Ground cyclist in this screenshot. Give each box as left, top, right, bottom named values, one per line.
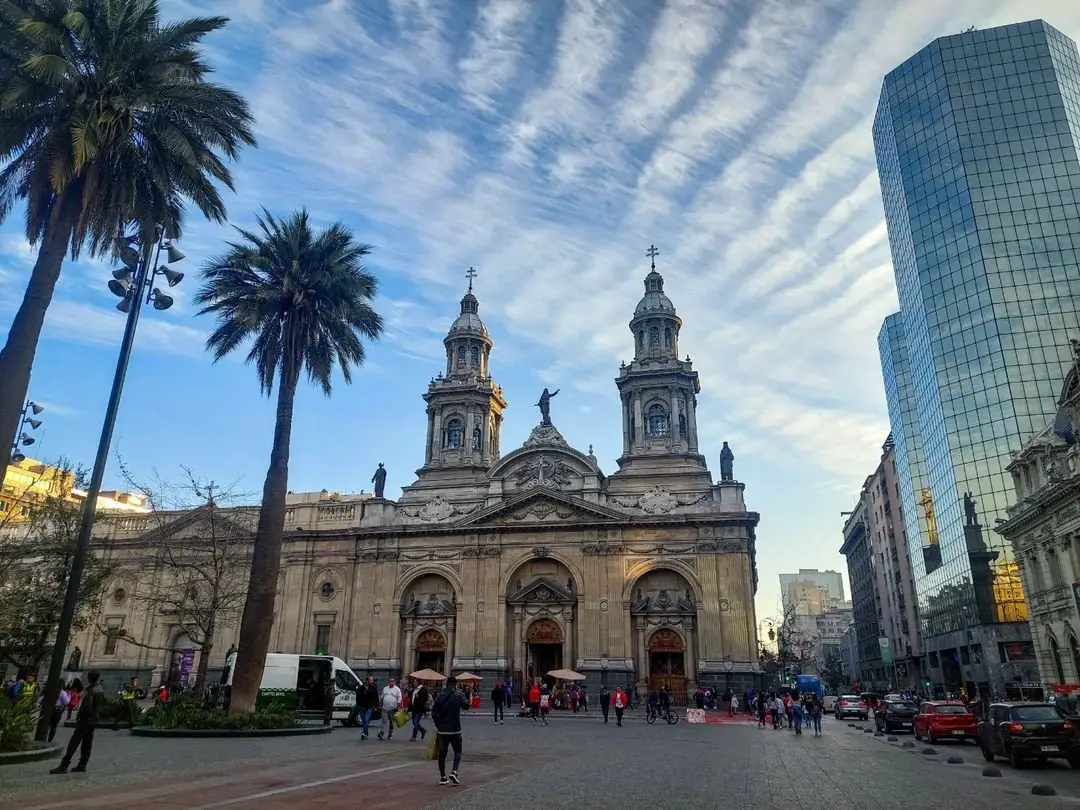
left=647, top=688, right=660, bottom=721
left=658, top=686, right=671, bottom=714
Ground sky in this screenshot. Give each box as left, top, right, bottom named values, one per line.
left=3, top=0, right=1080, bottom=625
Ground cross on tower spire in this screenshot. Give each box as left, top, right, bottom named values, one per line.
left=645, top=245, right=659, bottom=271
left=465, top=266, right=478, bottom=292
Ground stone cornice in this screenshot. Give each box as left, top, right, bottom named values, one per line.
left=996, top=476, right=1080, bottom=537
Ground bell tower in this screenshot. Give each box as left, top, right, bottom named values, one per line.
left=611, top=246, right=708, bottom=484
left=419, top=269, right=507, bottom=479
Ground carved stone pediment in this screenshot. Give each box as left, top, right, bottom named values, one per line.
left=507, top=577, right=576, bottom=606
left=459, top=489, right=627, bottom=527
left=403, top=592, right=457, bottom=616
left=630, top=587, right=696, bottom=615
left=508, top=454, right=577, bottom=491
left=611, top=485, right=710, bottom=515
left=401, top=496, right=482, bottom=524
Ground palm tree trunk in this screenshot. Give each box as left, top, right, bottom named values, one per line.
left=0, top=198, right=76, bottom=492
left=228, top=369, right=298, bottom=714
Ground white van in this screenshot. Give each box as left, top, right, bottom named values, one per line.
left=220, top=652, right=361, bottom=723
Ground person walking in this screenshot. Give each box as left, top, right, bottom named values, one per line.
left=113, top=677, right=139, bottom=730
left=810, top=696, right=823, bottom=737
left=490, top=681, right=506, bottom=725
left=409, top=680, right=429, bottom=742
left=757, top=694, right=767, bottom=728
left=353, top=676, right=377, bottom=739
left=431, top=676, right=470, bottom=786
left=599, top=684, right=611, bottom=724
left=539, top=683, right=552, bottom=725
left=378, top=677, right=402, bottom=741
left=528, top=681, right=541, bottom=722
left=50, top=670, right=103, bottom=774
left=792, top=698, right=804, bottom=736
left=612, top=685, right=628, bottom=726
left=48, top=681, right=73, bottom=742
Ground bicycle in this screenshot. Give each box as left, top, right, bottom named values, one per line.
left=646, top=706, right=679, bottom=725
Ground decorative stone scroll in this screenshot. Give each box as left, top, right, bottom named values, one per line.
left=402, top=496, right=482, bottom=523
left=511, top=455, right=575, bottom=490
left=611, top=485, right=710, bottom=515
left=511, top=499, right=576, bottom=521
left=582, top=542, right=627, bottom=555
left=522, top=423, right=570, bottom=449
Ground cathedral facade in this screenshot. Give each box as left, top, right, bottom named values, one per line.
left=76, top=260, right=762, bottom=701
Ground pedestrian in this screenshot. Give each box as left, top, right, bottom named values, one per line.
left=528, top=681, right=541, bottom=722
left=490, top=681, right=506, bottom=725
left=378, top=677, right=402, bottom=741
left=431, top=676, right=470, bottom=786
left=48, top=681, right=72, bottom=742
left=612, top=685, right=628, bottom=726
left=50, top=670, right=104, bottom=774
left=757, top=695, right=767, bottom=728
left=599, top=684, right=611, bottom=724
left=539, top=683, right=552, bottom=725
left=792, top=698, right=804, bottom=736
left=409, top=680, right=429, bottom=742
left=772, top=694, right=783, bottom=729
left=353, top=676, right=377, bottom=739
left=810, top=696, right=823, bottom=736
left=730, top=694, right=739, bottom=716
left=113, top=677, right=139, bottom=730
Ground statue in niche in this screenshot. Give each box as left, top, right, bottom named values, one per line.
left=371, top=463, right=387, bottom=498
left=657, top=589, right=673, bottom=610
left=536, top=387, right=560, bottom=426
left=719, top=441, right=735, bottom=481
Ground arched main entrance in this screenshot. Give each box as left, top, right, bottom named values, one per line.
left=414, top=628, right=447, bottom=674
left=526, top=618, right=564, bottom=683
left=648, top=628, right=686, bottom=699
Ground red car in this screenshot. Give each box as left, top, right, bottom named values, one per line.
left=914, top=700, right=978, bottom=744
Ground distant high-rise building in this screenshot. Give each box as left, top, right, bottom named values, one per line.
left=778, top=569, right=846, bottom=616
left=840, top=501, right=884, bottom=689
left=875, top=19, right=1080, bottom=697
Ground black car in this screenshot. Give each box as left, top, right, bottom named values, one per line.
left=875, top=700, right=918, bottom=733
left=978, top=702, right=1080, bottom=768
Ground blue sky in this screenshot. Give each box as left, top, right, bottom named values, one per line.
left=3, top=0, right=1079, bottom=622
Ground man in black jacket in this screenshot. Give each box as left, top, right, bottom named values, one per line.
left=50, top=669, right=104, bottom=774
left=352, top=676, right=378, bottom=740
left=409, top=680, right=429, bottom=741
left=490, top=681, right=506, bottom=724
left=431, top=676, right=470, bottom=786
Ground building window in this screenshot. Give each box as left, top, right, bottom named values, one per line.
left=470, top=346, right=480, bottom=366
left=678, top=413, right=686, bottom=438
left=1049, top=551, right=1064, bottom=587
left=646, top=404, right=669, bottom=437
left=1051, top=637, right=1066, bottom=684
left=472, top=427, right=482, bottom=451
left=104, top=620, right=124, bottom=656
left=629, top=416, right=636, bottom=443
left=444, top=418, right=463, bottom=449
left=649, top=327, right=660, bottom=347
left=664, top=327, right=672, bottom=348
left=315, top=624, right=331, bottom=656
left=638, top=331, right=645, bottom=349
left=457, top=347, right=466, bottom=365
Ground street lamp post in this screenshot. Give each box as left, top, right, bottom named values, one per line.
left=9, top=399, right=45, bottom=464
left=34, top=226, right=185, bottom=741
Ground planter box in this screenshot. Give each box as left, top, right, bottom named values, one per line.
left=130, top=725, right=331, bottom=738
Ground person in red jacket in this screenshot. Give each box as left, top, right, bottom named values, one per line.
left=611, top=687, right=628, bottom=727
left=528, top=682, right=541, bottom=722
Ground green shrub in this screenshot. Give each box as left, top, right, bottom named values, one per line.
left=139, top=695, right=298, bottom=731
left=0, top=694, right=35, bottom=752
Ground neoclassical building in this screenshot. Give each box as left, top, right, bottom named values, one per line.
left=997, top=342, right=1080, bottom=695
left=76, top=259, right=762, bottom=701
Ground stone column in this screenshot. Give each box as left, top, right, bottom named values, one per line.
left=565, top=609, right=575, bottom=671
left=633, top=395, right=645, bottom=450
left=446, top=618, right=457, bottom=672
left=621, top=397, right=631, bottom=453
left=425, top=408, right=435, bottom=463
left=512, top=609, right=523, bottom=681
left=402, top=618, right=415, bottom=674
left=684, top=619, right=697, bottom=690
left=667, top=386, right=678, bottom=447
left=481, top=408, right=491, bottom=464
left=687, top=395, right=699, bottom=452
left=431, top=410, right=443, bottom=462
left=635, top=618, right=648, bottom=692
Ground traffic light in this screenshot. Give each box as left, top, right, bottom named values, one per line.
left=924, top=679, right=931, bottom=688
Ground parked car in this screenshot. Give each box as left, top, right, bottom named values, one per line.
left=978, top=702, right=1080, bottom=768
left=914, top=701, right=978, bottom=743
left=875, top=700, right=918, bottom=733
left=822, top=695, right=838, bottom=713
left=835, top=694, right=868, bottom=720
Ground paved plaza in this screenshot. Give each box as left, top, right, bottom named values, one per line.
left=6, top=712, right=1080, bottom=808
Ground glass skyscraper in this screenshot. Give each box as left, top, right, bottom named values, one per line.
left=875, top=20, right=1080, bottom=697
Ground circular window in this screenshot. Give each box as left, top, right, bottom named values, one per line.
left=112, top=587, right=127, bottom=605
left=319, top=581, right=335, bottom=601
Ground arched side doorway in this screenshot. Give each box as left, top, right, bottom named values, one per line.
left=526, top=618, right=564, bottom=684
left=648, top=628, right=686, bottom=699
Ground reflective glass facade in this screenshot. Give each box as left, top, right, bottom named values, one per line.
left=874, top=20, right=1080, bottom=696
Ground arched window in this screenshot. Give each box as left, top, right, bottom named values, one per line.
left=472, top=427, right=482, bottom=451
left=647, top=404, right=669, bottom=437
left=456, top=347, right=466, bottom=365
left=1051, top=637, right=1065, bottom=683
left=638, top=331, right=645, bottom=349
left=1071, top=636, right=1080, bottom=681
left=649, top=326, right=660, bottom=347
left=678, top=413, right=687, bottom=438
left=648, top=276, right=661, bottom=292
left=470, top=346, right=480, bottom=367
left=664, top=327, right=672, bottom=348
left=629, top=416, right=636, bottom=443
left=444, top=418, right=463, bottom=449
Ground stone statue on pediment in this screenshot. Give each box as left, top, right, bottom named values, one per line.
left=719, top=441, right=734, bottom=481
left=371, top=463, right=387, bottom=498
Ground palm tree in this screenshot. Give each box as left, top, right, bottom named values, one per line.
left=0, top=0, right=255, bottom=487
left=195, top=208, right=384, bottom=713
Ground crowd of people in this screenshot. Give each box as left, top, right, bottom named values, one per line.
left=748, top=690, right=826, bottom=736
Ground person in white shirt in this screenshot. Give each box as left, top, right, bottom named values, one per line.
left=378, top=677, right=403, bottom=741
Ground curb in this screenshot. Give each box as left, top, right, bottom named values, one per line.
left=131, top=725, right=331, bottom=738
left=0, top=742, right=62, bottom=766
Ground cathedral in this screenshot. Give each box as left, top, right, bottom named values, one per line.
left=77, top=255, right=762, bottom=702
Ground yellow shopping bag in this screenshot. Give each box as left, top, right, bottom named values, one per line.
left=393, top=709, right=409, bottom=728
left=427, top=732, right=439, bottom=760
